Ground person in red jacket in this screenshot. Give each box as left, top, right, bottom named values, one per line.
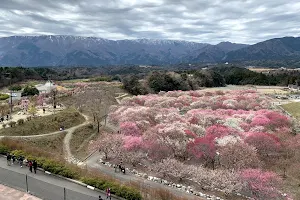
left=28, top=160, right=33, bottom=173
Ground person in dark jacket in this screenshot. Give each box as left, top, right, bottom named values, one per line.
left=18, top=156, right=23, bottom=168
left=6, top=153, right=11, bottom=166
left=12, top=154, right=16, bottom=164
left=33, top=160, right=37, bottom=174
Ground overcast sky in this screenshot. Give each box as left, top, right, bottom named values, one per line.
left=0, top=0, right=299, bottom=44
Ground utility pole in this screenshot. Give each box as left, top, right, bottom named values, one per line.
left=9, top=73, right=12, bottom=118
left=3, top=72, right=13, bottom=119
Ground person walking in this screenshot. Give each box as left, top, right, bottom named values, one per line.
left=106, top=187, right=111, bottom=200
left=12, top=154, right=16, bottom=164
left=18, top=156, right=23, bottom=168
left=33, top=160, right=37, bottom=174
left=6, top=153, right=11, bottom=166
left=23, top=157, right=28, bottom=167
left=28, top=160, right=33, bottom=173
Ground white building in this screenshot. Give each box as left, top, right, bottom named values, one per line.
left=35, top=81, right=56, bottom=94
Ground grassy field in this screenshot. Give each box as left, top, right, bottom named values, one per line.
left=70, top=124, right=98, bottom=160
left=58, top=79, right=90, bottom=83
left=7, top=133, right=66, bottom=157
left=0, top=109, right=85, bottom=136
left=281, top=102, right=300, bottom=119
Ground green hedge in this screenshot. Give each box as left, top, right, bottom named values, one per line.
left=81, top=177, right=142, bottom=200
left=89, top=76, right=112, bottom=82
left=10, top=149, right=81, bottom=179
left=8, top=85, right=22, bottom=91
left=0, top=145, right=9, bottom=155
left=0, top=145, right=142, bottom=199
left=0, top=93, right=9, bottom=100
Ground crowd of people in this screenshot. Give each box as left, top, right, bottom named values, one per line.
left=6, top=153, right=112, bottom=199
left=0, top=115, right=9, bottom=123
left=6, top=153, right=38, bottom=174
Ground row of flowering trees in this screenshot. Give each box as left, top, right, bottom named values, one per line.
left=90, top=90, right=293, bottom=199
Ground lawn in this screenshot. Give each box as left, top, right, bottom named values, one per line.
left=281, top=102, right=300, bottom=119
left=0, top=108, right=85, bottom=136
left=70, top=124, right=98, bottom=160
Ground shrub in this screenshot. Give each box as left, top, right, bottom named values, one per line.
left=17, top=119, right=25, bottom=125
left=9, top=85, right=22, bottom=91
left=21, top=85, right=39, bottom=96
left=8, top=121, right=16, bottom=127
left=81, top=177, right=142, bottom=200
left=0, top=145, right=9, bottom=155
left=87, top=123, right=94, bottom=129
left=89, top=76, right=113, bottom=82
left=0, top=93, right=9, bottom=100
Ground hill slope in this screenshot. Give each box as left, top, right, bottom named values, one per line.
left=225, top=37, right=300, bottom=61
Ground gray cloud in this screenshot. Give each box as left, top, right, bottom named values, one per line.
left=0, top=0, right=299, bottom=44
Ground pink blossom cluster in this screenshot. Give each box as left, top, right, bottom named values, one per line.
left=94, top=90, right=293, bottom=198
left=121, top=89, right=271, bottom=110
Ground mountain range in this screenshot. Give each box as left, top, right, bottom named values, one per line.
left=0, top=35, right=299, bottom=66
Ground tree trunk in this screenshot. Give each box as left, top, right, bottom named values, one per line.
left=97, top=119, right=100, bottom=133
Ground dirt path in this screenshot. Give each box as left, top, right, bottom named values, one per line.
left=62, top=92, right=124, bottom=164
left=63, top=113, right=90, bottom=164
left=0, top=130, right=67, bottom=140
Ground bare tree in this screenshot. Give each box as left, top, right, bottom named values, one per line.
left=84, top=88, right=110, bottom=133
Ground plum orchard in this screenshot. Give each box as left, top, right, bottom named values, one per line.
left=90, top=90, right=293, bottom=199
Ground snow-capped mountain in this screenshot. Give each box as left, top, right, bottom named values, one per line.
left=0, top=35, right=247, bottom=66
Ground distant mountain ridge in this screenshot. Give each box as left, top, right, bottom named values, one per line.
left=0, top=35, right=247, bottom=66
left=225, top=37, right=300, bottom=61
left=1, top=35, right=299, bottom=66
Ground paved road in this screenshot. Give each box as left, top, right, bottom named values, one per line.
left=0, top=184, right=40, bottom=200
left=0, top=157, right=117, bottom=200
left=86, top=152, right=203, bottom=200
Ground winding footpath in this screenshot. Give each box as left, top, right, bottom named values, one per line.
left=63, top=113, right=90, bottom=164
left=0, top=113, right=90, bottom=141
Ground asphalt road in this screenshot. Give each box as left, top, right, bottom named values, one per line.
left=86, top=152, right=204, bottom=200
left=0, top=157, right=116, bottom=200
